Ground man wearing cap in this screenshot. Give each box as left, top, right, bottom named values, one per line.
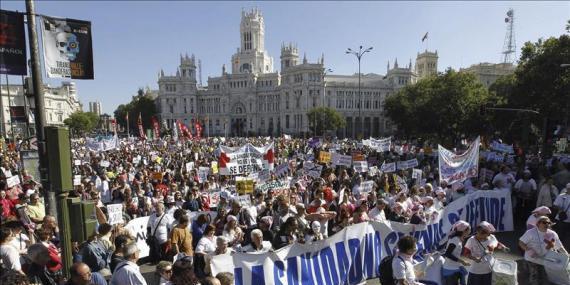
left=553, top=183, right=570, bottom=250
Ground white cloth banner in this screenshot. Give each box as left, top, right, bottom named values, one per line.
left=438, top=137, right=480, bottom=185
left=211, top=190, right=513, bottom=285
left=218, top=143, right=274, bottom=175
left=364, top=137, right=391, bottom=152
left=86, top=136, right=119, bottom=152
left=303, top=162, right=323, bottom=178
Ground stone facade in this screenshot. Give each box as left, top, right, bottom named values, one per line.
left=0, top=81, right=81, bottom=138
left=460, top=62, right=515, bottom=88
left=156, top=9, right=438, bottom=138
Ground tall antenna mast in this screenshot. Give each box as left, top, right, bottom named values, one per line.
left=502, top=9, right=516, bottom=64
left=198, top=59, right=203, bottom=86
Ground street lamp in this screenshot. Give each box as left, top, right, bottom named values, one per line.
left=320, top=68, right=332, bottom=136
left=346, top=45, right=373, bottom=138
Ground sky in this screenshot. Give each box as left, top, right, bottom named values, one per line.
left=2, top=1, right=569, bottom=114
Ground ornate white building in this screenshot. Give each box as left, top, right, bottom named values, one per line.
left=0, top=81, right=82, bottom=138
left=156, top=8, right=438, bottom=138
left=460, top=62, right=515, bottom=88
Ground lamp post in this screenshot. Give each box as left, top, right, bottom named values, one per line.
left=346, top=46, right=373, bottom=139
left=320, top=68, right=332, bottom=136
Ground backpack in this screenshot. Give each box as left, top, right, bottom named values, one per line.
left=378, top=255, right=396, bottom=285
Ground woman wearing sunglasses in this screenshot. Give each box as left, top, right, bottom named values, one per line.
left=519, top=216, right=568, bottom=283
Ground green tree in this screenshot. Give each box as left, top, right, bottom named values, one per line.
left=489, top=34, right=570, bottom=150
left=64, top=111, right=100, bottom=136
left=385, top=69, right=494, bottom=145
left=307, top=107, right=346, bottom=136
left=113, top=88, right=158, bottom=134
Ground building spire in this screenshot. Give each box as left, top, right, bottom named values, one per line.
left=394, top=58, right=398, bottom=68
left=303, top=53, right=307, bottom=64
left=387, top=60, right=390, bottom=72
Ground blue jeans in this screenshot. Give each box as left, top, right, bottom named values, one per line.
left=442, top=267, right=467, bottom=285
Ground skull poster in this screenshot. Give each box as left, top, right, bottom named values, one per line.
left=41, top=16, right=93, bottom=79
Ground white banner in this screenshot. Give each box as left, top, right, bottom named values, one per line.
left=438, top=137, right=480, bottom=185
left=125, top=216, right=150, bottom=258
left=219, top=143, right=274, bottom=175
left=331, top=153, right=352, bottom=167
left=211, top=190, right=513, bottom=285
left=364, top=137, right=391, bottom=152
left=107, top=203, right=124, bottom=225
left=86, top=136, right=119, bottom=152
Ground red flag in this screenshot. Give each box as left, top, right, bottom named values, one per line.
left=151, top=116, right=160, bottom=139
left=111, top=119, right=117, bottom=134
left=195, top=121, right=202, bottom=139
left=137, top=113, right=145, bottom=140
left=178, top=120, right=193, bottom=140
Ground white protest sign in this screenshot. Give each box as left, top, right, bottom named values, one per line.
left=275, top=163, right=289, bottom=177
left=380, top=162, right=396, bottom=173
left=3, top=169, right=12, bottom=178
left=237, top=195, right=252, bottom=208
left=209, top=191, right=220, bottom=208
left=125, top=216, right=150, bottom=258
left=100, top=160, right=110, bottom=168
left=397, top=159, right=419, bottom=170
left=74, top=160, right=81, bottom=166
left=303, top=162, right=323, bottom=178
left=186, top=162, right=195, bottom=172
left=198, top=167, right=210, bottom=183
left=353, top=161, right=369, bottom=172
left=256, top=179, right=290, bottom=194
left=133, top=155, right=141, bottom=164
left=7, top=175, right=20, bottom=188
left=73, top=175, right=82, bottom=186
left=360, top=181, right=375, bottom=193
left=332, top=153, right=352, bottom=167
left=491, top=141, right=514, bottom=154
left=368, top=166, right=380, bottom=176
left=412, top=169, right=423, bottom=185
left=107, top=203, right=124, bottom=225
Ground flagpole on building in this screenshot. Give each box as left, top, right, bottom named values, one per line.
left=26, top=0, right=54, bottom=216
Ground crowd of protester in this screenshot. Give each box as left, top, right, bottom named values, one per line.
left=0, top=134, right=569, bottom=285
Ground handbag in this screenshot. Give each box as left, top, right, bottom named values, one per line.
left=146, top=213, right=166, bottom=260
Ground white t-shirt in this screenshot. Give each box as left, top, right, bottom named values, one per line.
left=392, top=255, right=421, bottom=284
left=146, top=213, right=173, bottom=244
left=443, top=236, right=464, bottom=270
left=243, top=241, right=272, bottom=253
left=0, top=244, right=21, bottom=271
left=553, top=194, right=570, bottom=223
left=492, top=172, right=515, bottom=189
left=464, top=235, right=498, bottom=274
left=195, top=236, right=216, bottom=254
left=368, top=207, right=386, bottom=222
left=519, top=228, right=563, bottom=265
